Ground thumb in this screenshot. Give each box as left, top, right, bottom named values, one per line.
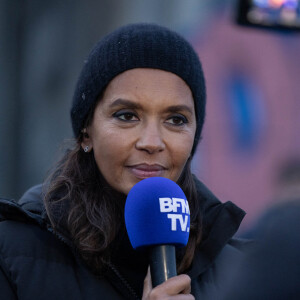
left=142, top=266, right=152, bottom=299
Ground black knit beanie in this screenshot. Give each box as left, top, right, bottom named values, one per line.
left=71, top=23, right=206, bottom=155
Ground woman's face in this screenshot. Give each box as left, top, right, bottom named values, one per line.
left=83, top=68, right=196, bottom=195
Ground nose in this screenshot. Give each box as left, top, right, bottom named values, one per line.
left=135, top=121, right=165, bottom=154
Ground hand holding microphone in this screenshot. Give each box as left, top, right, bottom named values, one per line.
left=125, top=177, right=194, bottom=298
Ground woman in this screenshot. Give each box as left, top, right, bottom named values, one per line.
left=0, top=23, right=247, bottom=299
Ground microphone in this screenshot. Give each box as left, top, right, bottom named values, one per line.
left=124, top=177, right=190, bottom=287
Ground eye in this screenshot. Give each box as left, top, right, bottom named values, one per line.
left=113, top=111, right=139, bottom=122
left=166, top=115, right=188, bottom=126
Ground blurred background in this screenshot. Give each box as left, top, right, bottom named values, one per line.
left=1, top=0, right=300, bottom=231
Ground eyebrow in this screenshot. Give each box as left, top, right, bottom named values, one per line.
left=109, top=98, right=142, bottom=109
left=164, top=105, right=194, bottom=115
left=109, top=98, right=194, bottom=115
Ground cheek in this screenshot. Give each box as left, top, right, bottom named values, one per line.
left=169, top=134, right=194, bottom=168
left=173, top=147, right=191, bottom=168
left=91, top=129, right=131, bottom=175
left=94, top=137, right=119, bottom=166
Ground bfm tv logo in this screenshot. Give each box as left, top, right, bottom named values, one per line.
left=159, top=198, right=190, bottom=232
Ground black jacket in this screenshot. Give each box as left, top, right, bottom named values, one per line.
left=0, top=178, right=248, bottom=299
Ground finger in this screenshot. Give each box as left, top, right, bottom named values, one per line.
left=172, top=295, right=195, bottom=300
left=153, top=274, right=192, bottom=296
left=166, top=274, right=192, bottom=294
left=180, top=275, right=191, bottom=294
left=142, top=266, right=152, bottom=299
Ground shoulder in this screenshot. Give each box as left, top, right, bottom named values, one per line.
left=214, top=237, right=254, bottom=268
left=0, top=219, right=76, bottom=297
left=0, top=219, right=72, bottom=264
left=191, top=237, right=254, bottom=299
left=0, top=187, right=77, bottom=281
left=0, top=192, right=56, bottom=259
left=227, top=237, right=254, bottom=252
left=207, top=237, right=254, bottom=284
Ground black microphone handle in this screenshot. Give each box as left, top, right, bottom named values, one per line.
left=149, top=245, right=177, bottom=287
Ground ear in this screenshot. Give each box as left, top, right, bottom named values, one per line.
left=81, top=128, right=93, bottom=152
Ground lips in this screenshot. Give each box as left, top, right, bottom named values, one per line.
left=128, top=164, right=166, bottom=179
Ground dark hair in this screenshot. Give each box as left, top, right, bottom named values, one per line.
left=44, top=138, right=202, bottom=274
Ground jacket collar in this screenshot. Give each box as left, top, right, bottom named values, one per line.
left=187, top=177, right=246, bottom=278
